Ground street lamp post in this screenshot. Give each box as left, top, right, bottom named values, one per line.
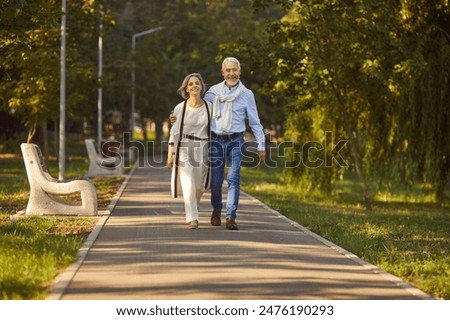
left=130, top=26, right=164, bottom=162
left=97, top=6, right=103, bottom=154
left=59, top=0, right=67, bottom=181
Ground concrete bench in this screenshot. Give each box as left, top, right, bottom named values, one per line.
left=85, top=138, right=123, bottom=177
left=21, top=143, right=98, bottom=216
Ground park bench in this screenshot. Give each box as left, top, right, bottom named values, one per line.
left=85, top=138, right=123, bottom=177
left=21, top=143, right=98, bottom=216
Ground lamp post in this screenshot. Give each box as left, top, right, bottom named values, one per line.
left=97, top=6, right=103, bottom=154
left=58, top=0, right=67, bottom=181
left=130, top=26, right=164, bottom=162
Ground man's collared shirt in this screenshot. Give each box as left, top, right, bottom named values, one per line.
left=205, top=82, right=265, bottom=151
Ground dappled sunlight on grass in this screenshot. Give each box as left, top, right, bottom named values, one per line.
left=374, top=190, right=437, bottom=204
left=240, top=165, right=450, bottom=299
left=0, top=213, right=98, bottom=299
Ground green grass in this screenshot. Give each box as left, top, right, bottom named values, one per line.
left=0, top=214, right=97, bottom=299
left=0, top=139, right=125, bottom=299
left=240, top=165, right=450, bottom=299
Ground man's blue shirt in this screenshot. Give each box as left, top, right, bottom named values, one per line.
left=205, top=82, right=265, bottom=151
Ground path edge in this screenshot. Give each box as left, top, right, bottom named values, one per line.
left=240, top=190, right=435, bottom=300
left=45, top=164, right=137, bottom=300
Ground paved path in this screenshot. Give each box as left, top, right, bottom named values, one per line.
left=48, top=162, right=432, bottom=300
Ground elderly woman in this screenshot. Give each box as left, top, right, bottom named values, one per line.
left=167, top=73, right=211, bottom=229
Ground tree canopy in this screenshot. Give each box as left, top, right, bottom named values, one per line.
left=226, top=0, right=450, bottom=206
left=1, top=0, right=449, bottom=205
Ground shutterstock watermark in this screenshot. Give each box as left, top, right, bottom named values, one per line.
left=100, top=131, right=349, bottom=170
left=261, top=131, right=349, bottom=169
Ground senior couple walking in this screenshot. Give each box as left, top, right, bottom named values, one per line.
left=166, top=57, right=266, bottom=230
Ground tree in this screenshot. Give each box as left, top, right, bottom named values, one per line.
left=0, top=0, right=105, bottom=157
left=240, top=0, right=450, bottom=206
left=102, top=0, right=279, bottom=144
left=245, top=0, right=400, bottom=209
left=387, top=1, right=450, bottom=201
left=0, top=0, right=60, bottom=142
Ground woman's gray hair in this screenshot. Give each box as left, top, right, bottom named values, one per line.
left=177, top=73, right=206, bottom=99
left=222, top=57, right=241, bottom=70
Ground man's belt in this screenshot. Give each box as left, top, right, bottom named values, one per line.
left=212, top=132, right=244, bottom=140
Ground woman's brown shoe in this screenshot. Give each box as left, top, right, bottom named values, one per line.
left=226, top=217, right=238, bottom=230
left=210, top=210, right=221, bottom=226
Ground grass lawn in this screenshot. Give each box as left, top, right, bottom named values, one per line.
left=0, top=140, right=126, bottom=299
left=240, top=164, right=450, bottom=300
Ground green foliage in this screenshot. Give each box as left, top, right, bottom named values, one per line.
left=2, top=0, right=448, bottom=203
left=0, top=0, right=102, bottom=138
left=1, top=0, right=281, bottom=144
left=392, top=34, right=450, bottom=200
left=232, top=0, right=450, bottom=205
left=100, top=0, right=282, bottom=141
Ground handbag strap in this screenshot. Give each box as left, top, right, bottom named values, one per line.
left=173, top=100, right=188, bottom=198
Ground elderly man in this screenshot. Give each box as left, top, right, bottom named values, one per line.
left=206, top=57, right=265, bottom=230
left=170, top=57, right=265, bottom=230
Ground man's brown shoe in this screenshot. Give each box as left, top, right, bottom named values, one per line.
left=226, top=217, right=238, bottom=230
left=210, top=210, right=221, bottom=226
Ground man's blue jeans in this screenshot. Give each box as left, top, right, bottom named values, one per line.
left=210, top=134, right=244, bottom=219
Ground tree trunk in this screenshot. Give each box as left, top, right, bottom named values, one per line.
left=142, top=118, right=149, bottom=142
left=27, top=121, right=36, bottom=143
left=53, top=119, right=58, bottom=157
left=436, top=156, right=450, bottom=202
left=346, top=127, right=372, bottom=210
left=398, top=154, right=407, bottom=186
left=154, top=120, right=163, bottom=142
left=328, top=61, right=373, bottom=210
left=337, top=97, right=373, bottom=210
left=341, top=109, right=372, bottom=211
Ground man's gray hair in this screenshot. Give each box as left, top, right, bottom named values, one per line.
left=222, top=57, right=241, bottom=70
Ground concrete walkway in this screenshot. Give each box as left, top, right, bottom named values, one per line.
left=48, top=161, right=432, bottom=300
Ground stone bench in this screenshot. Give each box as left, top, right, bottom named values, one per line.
left=21, top=143, right=98, bottom=216
left=85, top=138, right=123, bottom=177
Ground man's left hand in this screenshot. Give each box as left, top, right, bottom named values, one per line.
left=258, top=151, right=265, bottom=163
